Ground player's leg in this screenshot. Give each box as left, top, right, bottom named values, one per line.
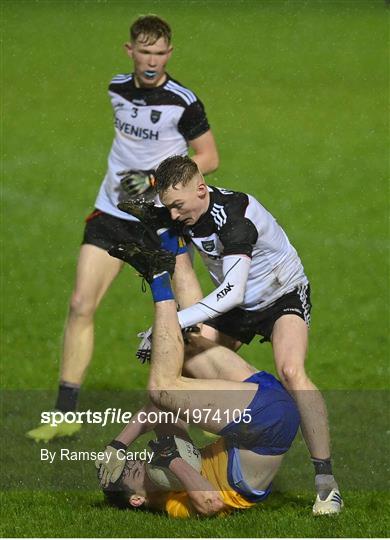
left=183, top=333, right=256, bottom=381
left=106, top=242, right=258, bottom=432
left=26, top=244, right=123, bottom=442
left=271, top=314, right=342, bottom=514
left=60, top=244, right=123, bottom=385
left=149, top=298, right=258, bottom=433
left=271, top=315, right=328, bottom=455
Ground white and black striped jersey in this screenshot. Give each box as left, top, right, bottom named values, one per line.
left=95, top=73, right=210, bottom=220
left=183, top=186, right=308, bottom=316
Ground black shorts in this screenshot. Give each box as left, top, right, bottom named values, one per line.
left=203, top=283, right=312, bottom=344
left=82, top=209, right=154, bottom=250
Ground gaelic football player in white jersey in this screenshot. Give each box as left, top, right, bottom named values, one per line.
left=26, top=17, right=218, bottom=443
left=115, top=155, right=343, bottom=515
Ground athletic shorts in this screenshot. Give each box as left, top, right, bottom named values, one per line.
left=219, top=371, right=300, bottom=457
left=82, top=209, right=188, bottom=258
left=82, top=209, right=154, bottom=251
left=203, top=283, right=312, bottom=344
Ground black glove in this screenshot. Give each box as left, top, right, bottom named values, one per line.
left=148, top=436, right=181, bottom=468
left=118, top=169, right=155, bottom=197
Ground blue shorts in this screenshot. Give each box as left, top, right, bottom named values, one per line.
left=219, top=371, right=300, bottom=456
left=219, top=371, right=300, bottom=502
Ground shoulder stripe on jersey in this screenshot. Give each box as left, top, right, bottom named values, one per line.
left=165, top=81, right=196, bottom=105
left=168, top=81, right=197, bottom=103
left=210, top=203, right=228, bottom=229
left=223, top=258, right=241, bottom=277
left=168, top=80, right=197, bottom=102
left=111, top=74, right=133, bottom=84
left=111, top=73, right=132, bottom=79
left=165, top=82, right=192, bottom=105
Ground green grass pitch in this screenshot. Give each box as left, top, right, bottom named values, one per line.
left=1, top=0, right=389, bottom=537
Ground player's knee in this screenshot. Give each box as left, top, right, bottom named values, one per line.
left=278, top=363, right=307, bottom=389
left=147, top=384, right=171, bottom=410
left=148, top=377, right=182, bottom=409
left=69, top=291, right=96, bottom=319
left=147, top=385, right=161, bottom=408
left=147, top=375, right=166, bottom=399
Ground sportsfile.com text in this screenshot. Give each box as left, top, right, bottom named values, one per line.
left=40, top=408, right=252, bottom=427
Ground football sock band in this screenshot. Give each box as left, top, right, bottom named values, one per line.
left=55, top=381, right=81, bottom=413
left=159, top=229, right=187, bottom=255
left=150, top=271, right=175, bottom=303
left=311, top=456, right=333, bottom=476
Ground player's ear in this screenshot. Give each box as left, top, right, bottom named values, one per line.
left=124, top=42, right=133, bottom=59
left=166, top=46, right=173, bottom=60
left=129, top=494, right=145, bottom=508
left=197, top=179, right=207, bottom=198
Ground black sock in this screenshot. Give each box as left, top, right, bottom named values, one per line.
left=311, top=457, right=333, bottom=476
left=54, top=382, right=80, bottom=412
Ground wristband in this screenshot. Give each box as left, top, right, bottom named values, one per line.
left=108, top=439, right=128, bottom=452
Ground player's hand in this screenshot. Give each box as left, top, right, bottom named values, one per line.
left=148, top=436, right=181, bottom=469
left=136, top=327, right=152, bottom=363
left=118, top=169, right=155, bottom=197
left=136, top=326, right=200, bottom=362
left=182, top=325, right=201, bottom=344
left=95, top=440, right=127, bottom=488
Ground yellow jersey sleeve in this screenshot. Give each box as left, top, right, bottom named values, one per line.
left=165, top=492, right=195, bottom=518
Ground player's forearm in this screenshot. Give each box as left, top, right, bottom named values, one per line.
left=169, top=458, right=225, bottom=516
left=172, top=252, right=204, bottom=309
left=114, top=403, right=190, bottom=446
left=177, top=255, right=251, bottom=328
left=113, top=403, right=157, bottom=446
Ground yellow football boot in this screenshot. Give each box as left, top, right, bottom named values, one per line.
left=26, top=420, right=82, bottom=443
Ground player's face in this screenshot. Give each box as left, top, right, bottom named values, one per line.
left=125, top=36, right=173, bottom=88
left=120, top=459, right=148, bottom=507
left=160, top=175, right=209, bottom=226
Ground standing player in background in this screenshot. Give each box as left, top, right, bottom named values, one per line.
left=27, top=15, right=219, bottom=442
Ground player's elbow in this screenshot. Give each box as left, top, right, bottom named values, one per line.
left=209, top=497, right=225, bottom=515
left=201, top=151, right=219, bottom=174
left=226, top=286, right=245, bottom=309
left=194, top=494, right=225, bottom=517
left=208, top=153, right=219, bottom=173
left=235, top=287, right=246, bottom=305
left=201, top=499, right=225, bottom=517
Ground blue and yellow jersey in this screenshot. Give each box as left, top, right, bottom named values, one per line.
left=149, top=438, right=255, bottom=518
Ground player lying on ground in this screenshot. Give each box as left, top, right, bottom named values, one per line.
left=96, top=245, right=300, bottom=517
left=117, top=155, right=343, bottom=515
left=26, top=15, right=218, bottom=443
